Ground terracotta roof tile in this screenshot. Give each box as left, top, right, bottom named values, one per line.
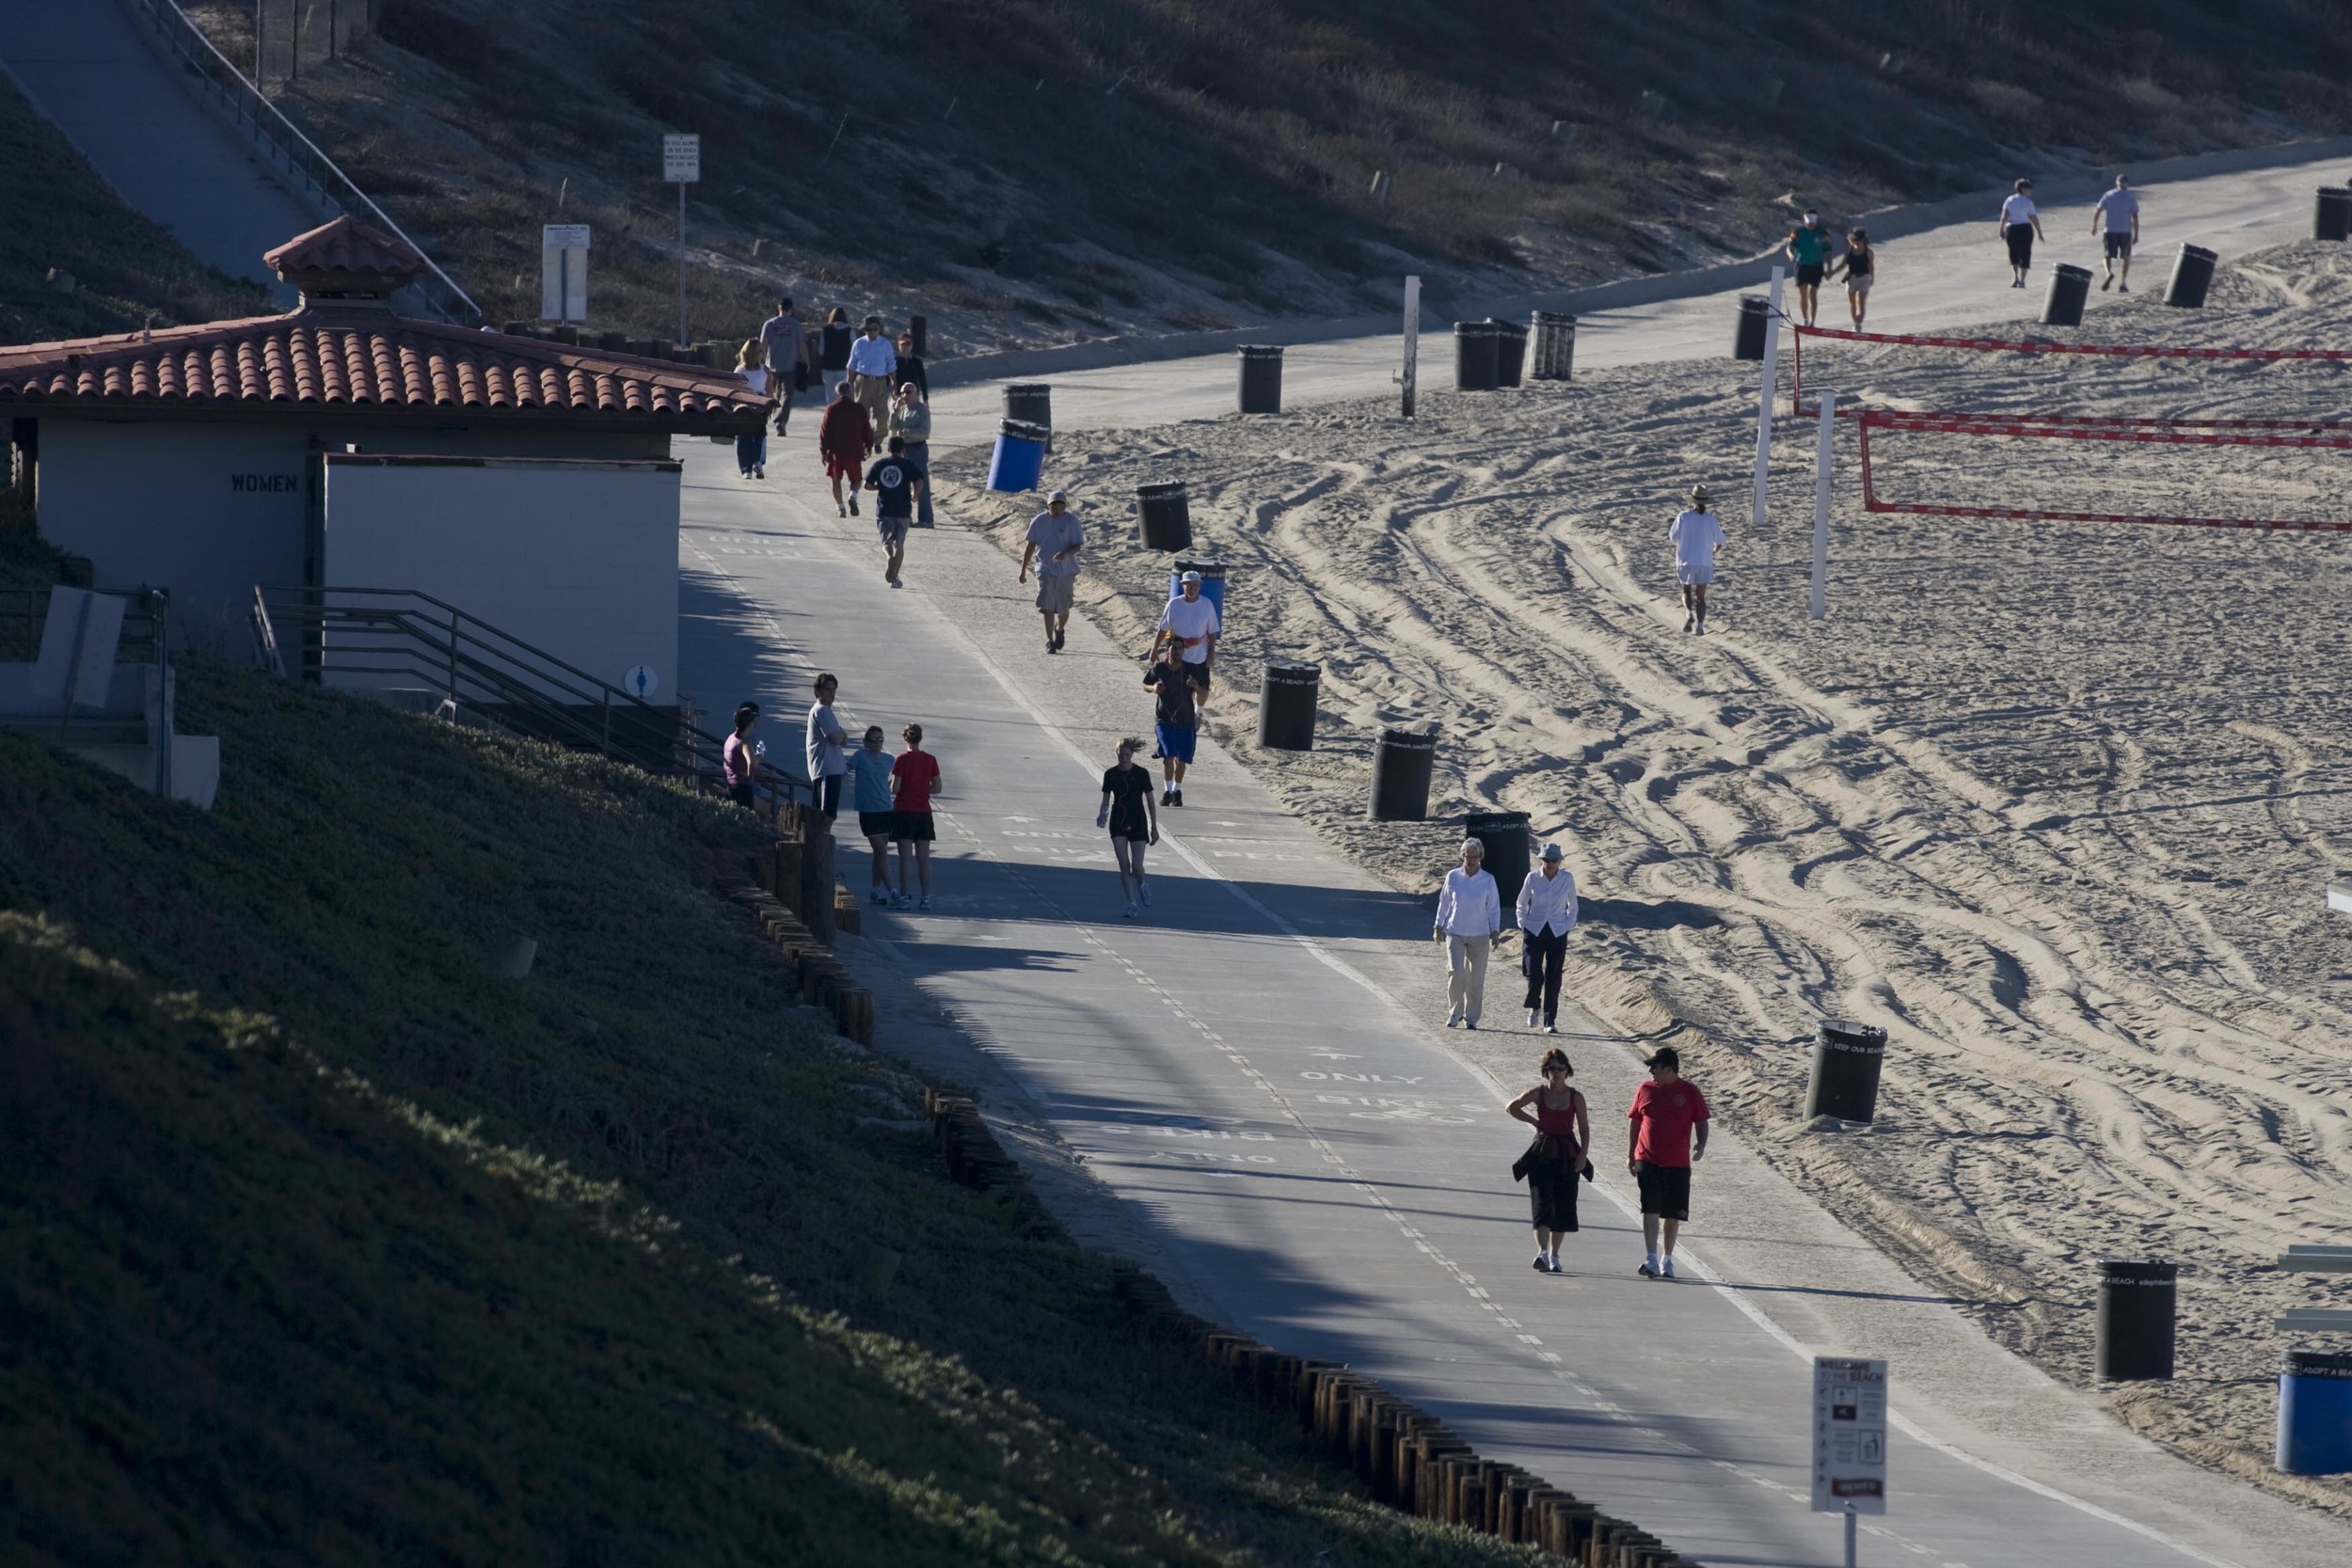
left=0, top=310, right=765, bottom=432
left=264, top=215, right=425, bottom=286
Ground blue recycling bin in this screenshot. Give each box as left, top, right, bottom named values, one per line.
left=1167, top=559, right=1226, bottom=623
left=2278, top=1351, right=2352, bottom=1475
left=987, top=419, right=1049, bottom=492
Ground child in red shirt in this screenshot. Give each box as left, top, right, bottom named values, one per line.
left=888, top=722, right=943, bottom=910
left=1626, top=1045, right=1709, bottom=1280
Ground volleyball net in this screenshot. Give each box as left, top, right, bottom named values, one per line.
left=1788, top=325, right=2352, bottom=533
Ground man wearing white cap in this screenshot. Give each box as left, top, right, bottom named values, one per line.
left=1019, top=489, right=1085, bottom=653
left=1150, top=570, right=1220, bottom=701
left=1668, top=484, right=1725, bottom=635
left=1434, top=838, right=1502, bottom=1029
left=1516, top=841, right=1578, bottom=1033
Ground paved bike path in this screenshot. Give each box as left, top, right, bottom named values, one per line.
left=675, top=446, right=2345, bottom=1568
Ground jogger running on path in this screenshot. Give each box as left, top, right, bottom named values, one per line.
left=1096, top=736, right=1159, bottom=919
left=1784, top=210, right=1831, bottom=328
left=1507, top=1048, right=1590, bottom=1274
left=1668, top=484, right=1725, bottom=634
left=1627, top=1045, right=1709, bottom=1281
left=1142, top=652, right=1207, bottom=807
left=862, top=435, right=926, bottom=586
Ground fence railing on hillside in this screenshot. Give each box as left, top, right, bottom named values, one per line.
left=249, top=585, right=807, bottom=810
left=127, top=0, right=482, bottom=325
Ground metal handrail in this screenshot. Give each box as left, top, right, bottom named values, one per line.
left=127, top=0, right=483, bottom=325
left=252, top=585, right=810, bottom=809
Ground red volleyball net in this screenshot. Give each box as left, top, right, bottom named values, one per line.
left=1788, top=325, right=2352, bottom=533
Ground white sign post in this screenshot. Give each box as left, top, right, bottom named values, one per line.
left=540, top=224, right=590, bottom=324
left=662, top=134, right=701, bottom=349
left=1753, top=265, right=1785, bottom=547
left=1400, top=275, right=1421, bottom=419
left=1812, top=1355, right=1887, bottom=1568
left=1809, top=386, right=1835, bottom=620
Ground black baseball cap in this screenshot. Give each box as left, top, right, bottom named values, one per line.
left=1643, top=1046, right=1681, bottom=1070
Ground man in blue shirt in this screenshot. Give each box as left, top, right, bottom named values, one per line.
left=845, top=316, right=898, bottom=447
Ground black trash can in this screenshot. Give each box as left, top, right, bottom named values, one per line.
left=1368, top=728, right=1437, bottom=821
left=2318, top=188, right=2352, bottom=243
left=1733, top=295, right=1770, bottom=361
left=2166, top=244, right=2218, bottom=309
left=1238, top=345, right=1284, bottom=414
left=1004, top=383, right=1053, bottom=446
left=1463, top=810, right=1532, bottom=906
left=2094, top=1259, right=2178, bottom=1381
left=1136, top=480, right=1193, bottom=553
left=1804, top=1019, right=1888, bottom=1122
left=1488, top=319, right=1528, bottom=388
left=1258, top=661, right=1320, bottom=751
left=1531, top=311, right=1577, bottom=381
left=2042, top=263, right=2093, bottom=327
left=910, top=312, right=929, bottom=356
left=1454, top=322, right=1500, bottom=390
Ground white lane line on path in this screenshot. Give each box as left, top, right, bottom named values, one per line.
left=697, top=494, right=2236, bottom=1567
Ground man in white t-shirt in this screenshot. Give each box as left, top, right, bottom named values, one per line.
left=1151, top=570, right=1221, bottom=699
left=2091, top=174, right=2141, bottom=293
left=803, top=671, right=850, bottom=820
left=1997, top=177, right=2043, bottom=289
left=1667, top=484, right=1726, bottom=635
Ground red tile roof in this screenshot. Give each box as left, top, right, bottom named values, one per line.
left=263, top=215, right=425, bottom=288
left=0, top=309, right=767, bottom=432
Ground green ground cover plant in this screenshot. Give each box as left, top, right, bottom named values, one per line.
left=0, top=661, right=1538, bottom=1565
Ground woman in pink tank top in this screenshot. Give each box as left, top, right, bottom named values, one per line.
left=1507, top=1048, right=1590, bottom=1274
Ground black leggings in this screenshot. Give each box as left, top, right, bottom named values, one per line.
left=1521, top=927, right=1567, bottom=1021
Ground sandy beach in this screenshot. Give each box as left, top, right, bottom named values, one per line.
left=941, top=239, right=2352, bottom=1514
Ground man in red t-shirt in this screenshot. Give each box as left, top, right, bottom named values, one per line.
left=1626, top=1045, right=1709, bottom=1280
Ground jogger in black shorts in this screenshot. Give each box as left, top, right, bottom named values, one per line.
left=1097, top=737, right=1158, bottom=919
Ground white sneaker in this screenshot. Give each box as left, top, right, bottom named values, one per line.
left=1532, top=1253, right=1549, bottom=1272
left=868, top=887, right=890, bottom=905
left=894, top=893, right=914, bottom=909
left=1661, top=1254, right=1677, bottom=1280
left=1640, top=1254, right=1660, bottom=1279
left=1445, top=1012, right=1463, bottom=1028
left=1137, top=879, right=1151, bottom=907
left=1528, top=1008, right=1541, bottom=1028
left=918, top=895, right=930, bottom=911
left=1123, top=901, right=1138, bottom=919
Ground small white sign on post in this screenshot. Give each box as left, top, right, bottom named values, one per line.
left=540, top=224, right=590, bottom=323
left=1813, top=1354, right=1888, bottom=1568
left=2328, top=883, right=2352, bottom=915
left=661, top=134, right=701, bottom=184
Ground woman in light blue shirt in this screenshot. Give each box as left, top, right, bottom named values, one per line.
left=844, top=725, right=899, bottom=905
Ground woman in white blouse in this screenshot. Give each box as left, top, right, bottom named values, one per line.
left=1516, top=841, right=1579, bottom=1033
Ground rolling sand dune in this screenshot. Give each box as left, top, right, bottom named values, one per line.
left=942, top=240, right=2352, bottom=1512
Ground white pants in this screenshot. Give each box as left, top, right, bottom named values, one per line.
left=1447, top=934, right=1490, bottom=1024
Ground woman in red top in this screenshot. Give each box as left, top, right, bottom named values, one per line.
left=818, top=379, right=875, bottom=518
left=888, top=722, right=943, bottom=910
left=1507, top=1048, right=1589, bottom=1274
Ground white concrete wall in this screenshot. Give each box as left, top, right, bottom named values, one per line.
left=30, top=418, right=677, bottom=658
left=36, top=420, right=311, bottom=655
left=320, top=454, right=680, bottom=700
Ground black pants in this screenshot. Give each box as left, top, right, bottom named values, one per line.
left=1520, top=927, right=1567, bottom=1022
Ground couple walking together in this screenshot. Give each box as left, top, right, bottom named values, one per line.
left=1506, top=1045, right=1710, bottom=1282
left=1434, top=836, right=1579, bottom=1031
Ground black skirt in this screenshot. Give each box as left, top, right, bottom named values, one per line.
left=1527, top=1140, right=1580, bottom=1232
